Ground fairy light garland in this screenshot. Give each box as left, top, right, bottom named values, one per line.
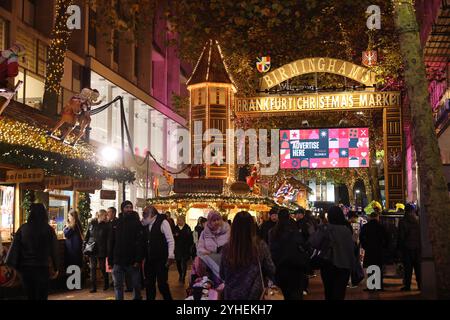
left=45, top=0, right=74, bottom=96
left=0, top=117, right=94, bottom=160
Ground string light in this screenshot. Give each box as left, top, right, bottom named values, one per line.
left=44, top=0, right=74, bottom=96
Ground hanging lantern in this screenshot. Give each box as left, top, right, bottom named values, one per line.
left=362, top=50, right=377, bottom=67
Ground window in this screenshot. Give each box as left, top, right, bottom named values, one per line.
left=37, top=41, right=47, bottom=77
left=134, top=102, right=149, bottom=156
left=88, top=9, right=97, bottom=47
left=19, top=0, right=36, bottom=27
left=0, top=18, right=7, bottom=51
left=0, top=0, right=12, bottom=11
left=0, top=186, right=14, bottom=242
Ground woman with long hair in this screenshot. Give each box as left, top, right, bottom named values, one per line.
left=310, top=206, right=355, bottom=300
left=6, top=203, right=59, bottom=300
left=84, top=209, right=110, bottom=292
left=220, top=211, right=275, bottom=300
left=64, top=209, right=84, bottom=271
left=269, top=209, right=309, bottom=300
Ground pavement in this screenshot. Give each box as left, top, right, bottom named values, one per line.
left=48, top=264, right=422, bottom=300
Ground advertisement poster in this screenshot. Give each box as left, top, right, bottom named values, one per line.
left=280, top=128, right=370, bottom=169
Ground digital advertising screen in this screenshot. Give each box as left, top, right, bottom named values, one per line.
left=280, top=128, right=370, bottom=169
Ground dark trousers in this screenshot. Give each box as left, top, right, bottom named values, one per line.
left=275, top=265, right=304, bottom=300
left=402, top=248, right=421, bottom=289
left=20, top=267, right=49, bottom=300
left=145, top=259, right=172, bottom=300
left=320, top=263, right=350, bottom=300
left=89, top=256, right=108, bottom=289
left=176, top=258, right=188, bottom=280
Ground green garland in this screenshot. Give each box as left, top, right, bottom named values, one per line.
left=77, top=192, right=91, bottom=231
left=22, top=190, right=34, bottom=222
left=0, top=141, right=135, bottom=183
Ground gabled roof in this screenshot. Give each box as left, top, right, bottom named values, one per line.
left=186, top=39, right=235, bottom=88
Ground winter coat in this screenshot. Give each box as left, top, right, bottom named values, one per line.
left=296, top=217, right=316, bottom=241
left=269, top=227, right=309, bottom=269
left=310, top=224, right=355, bottom=270
left=197, top=222, right=230, bottom=256
left=108, top=212, right=145, bottom=267
left=359, top=220, right=389, bottom=267
left=6, top=222, right=59, bottom=270
left=173, top=224, right=193, bottom=260
left=64, top=225, right=83, bottom=268
left=84, top=219, right=110, bottom=258
left=398, top=218, right=420, bottom=251
left=258, top=220, right=276, bottom=243
left=220, top=240, right=275, bottom=300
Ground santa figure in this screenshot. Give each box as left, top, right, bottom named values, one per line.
left=0, top=44, right=25, bottom=90
left=246, top=162, right=261, bottom=192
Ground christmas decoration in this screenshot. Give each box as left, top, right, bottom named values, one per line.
left=44, top=0, right=74, bottom=99
left=0, top=141, right=134, bottom=183
left=0, top=117, right=94, bottom=160
left=0, top=44, right=25, bottom=89
left=22, top=190, right=34, bottom=222
left=77, top=192, right=91, bottom=231
left=48, top=88, right=103, bottom=145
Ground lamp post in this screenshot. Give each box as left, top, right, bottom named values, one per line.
left=355, top=189, right=361, bottom=207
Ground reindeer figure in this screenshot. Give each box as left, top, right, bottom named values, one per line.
left=48, top=88, right=103, bottom=146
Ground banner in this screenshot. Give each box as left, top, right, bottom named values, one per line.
left=280, top=128, right=370, bottom=169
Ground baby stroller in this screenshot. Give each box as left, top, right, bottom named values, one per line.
left=186, top=255, right=224, bottom=300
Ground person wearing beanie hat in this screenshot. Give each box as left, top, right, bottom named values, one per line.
left=258, top=207, right=279, bottom=244
left=108, top=200, right=144, bottom=300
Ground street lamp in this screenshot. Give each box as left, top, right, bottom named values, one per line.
left=355, top=189, right=361, bottom=207
left=101, top=146, right=118, bottom=165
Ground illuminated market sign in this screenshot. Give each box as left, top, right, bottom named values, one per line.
left=235, top=91, right=400, bottom=115
left=260, top=57, right=377, bottom=89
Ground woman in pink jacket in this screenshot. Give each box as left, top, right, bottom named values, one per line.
left=197, top=211, right=230, bottom=256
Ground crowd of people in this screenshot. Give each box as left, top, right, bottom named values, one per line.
left=4, top=200, right=421, bottom=300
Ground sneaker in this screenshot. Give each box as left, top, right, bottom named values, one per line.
left=400, top=287, right=411, bottom=291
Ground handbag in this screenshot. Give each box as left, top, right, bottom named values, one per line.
left=83, top=241, right=96, bottom=256
left=257, top=255, right=283, bottom=300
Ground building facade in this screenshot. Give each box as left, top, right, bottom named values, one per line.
left=0, top=0, right=188, bottom=227
left=414, top=0, right=450, bottom=194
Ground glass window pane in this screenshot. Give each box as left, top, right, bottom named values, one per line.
left=24, top=72, right=44, bottom=109
left=0, top=186, right=14, bottom=242
left=17, top=28, right=37, bottom=72
left=134, top=102, right=149, bottom=156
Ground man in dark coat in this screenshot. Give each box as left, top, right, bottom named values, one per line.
left=108, top=201, right=144, bottom=300
left=359, top=211, right=389, bottom=290
left=142, top=205, right=175, bottom=300
left=398, top=204, right=421, bottom=291
left=258, top=207, right=278, bottom=243
left=173, top=215, right=193, bottom=283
